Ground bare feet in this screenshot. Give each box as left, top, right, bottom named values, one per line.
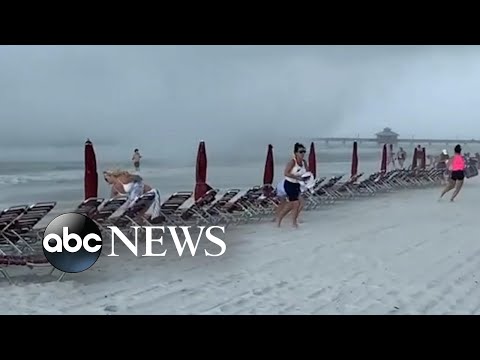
left=292, top=222, right=299, bottom=229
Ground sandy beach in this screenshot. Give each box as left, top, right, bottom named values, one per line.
left=1, top=176, right=479, bottom=315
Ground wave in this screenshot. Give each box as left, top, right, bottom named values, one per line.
left=0, top=170, right=84, bottom=186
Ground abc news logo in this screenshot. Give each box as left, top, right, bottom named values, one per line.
left=42, top=213, right=103, bottom=273
left=42, top=213, right=227, bottom=274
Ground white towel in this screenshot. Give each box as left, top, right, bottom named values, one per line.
left=146, top=189, right=161, bottom=219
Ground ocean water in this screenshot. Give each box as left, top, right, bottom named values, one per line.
left=1, top=141, right=474, bottom=223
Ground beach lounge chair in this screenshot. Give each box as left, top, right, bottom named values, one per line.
left=204, top=189, right=242, bottom=225
left=0, top=202, right=56, bottom=254
left=74, top=197, right=106, bottom=217
left=0, top=205, right=29, bottom=234
left=329, top=173, right=365, bottom=200
left=148, top=191, right=193, bottom=226
left=0, top=253, right=65, bottom=284
left=310, top=176, right=344, bottom=204
left=110, top=192, right=157, bottom=230
left=177, top=189, right=219, bottom=225
left=218, top=188, right=269, bottom=224
left=89, top=196, right=129, bottom=232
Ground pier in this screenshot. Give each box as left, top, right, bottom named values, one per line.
left=312, top=137, right=480, bottom=146
left=313, top=127, right=480, bottom=146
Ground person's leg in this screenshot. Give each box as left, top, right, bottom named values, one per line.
left=277, top=181, right=297, bottom=227
left=440, top=179, right=455, bottom=199
left=289, top=184, right=302, bottom=228
left=277, top=201, right=294, bottom=227
left=290, top=200, right=301, bottom=228
left=450, top=179, right=464, bottom=202
left=273, top=197, right=286, bottom=222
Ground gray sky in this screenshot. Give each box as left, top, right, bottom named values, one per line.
left=1, top=45, right=480, bottom=161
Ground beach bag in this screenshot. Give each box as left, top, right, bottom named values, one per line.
left=276, top=181, right=287, bottom=198
left=465, top=165, right=478, bottom=179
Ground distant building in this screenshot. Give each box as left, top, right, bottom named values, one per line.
left=375, top=127, right=399, bottom=145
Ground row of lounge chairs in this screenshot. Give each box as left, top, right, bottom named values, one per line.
left=0, top=166, right=444, bottom=284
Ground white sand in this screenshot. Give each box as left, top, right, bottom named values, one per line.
left=2, top=177, right=480, bottom=315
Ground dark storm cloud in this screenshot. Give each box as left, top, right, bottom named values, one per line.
left=1, top=45, right=479, bottom=162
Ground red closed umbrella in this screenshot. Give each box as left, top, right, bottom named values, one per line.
left=194, top=141, right=212, bottom=201
left=380, top=144, right=387, bottom=173
left=351, top=141, right=358, bottom=178
left=412, top=147, right=418, bottom=170
left=422, top=147, right=426, bottom=169
left=84, top=139, right=98, bottom=200
left=263, top=144, right=274, bottom=186
left=308, top=142, right=317, bottom=179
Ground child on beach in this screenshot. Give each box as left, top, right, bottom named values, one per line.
left=132, top=149, right=142, bottom=172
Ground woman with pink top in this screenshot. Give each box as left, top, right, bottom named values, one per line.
left=439, top=144, right=466, bottom=202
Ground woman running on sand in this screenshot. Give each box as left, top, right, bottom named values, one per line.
left=439, top=145, right=466, bottom=202
left=276, top=143, right=309, bottom=228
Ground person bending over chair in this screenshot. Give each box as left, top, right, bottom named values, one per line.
left=276, top=143, right=309, bottom=228
left=103, top=169, right=161, bottom=219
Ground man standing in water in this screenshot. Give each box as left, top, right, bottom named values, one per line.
left=132, top=149, right=142, bottom=172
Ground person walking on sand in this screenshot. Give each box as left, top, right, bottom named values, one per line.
left=437, top=149, right=450, bottom=185
left=388, top=144, right=396, bottom=169
left=132, top=149, right=142, bottom=172
left=396, top=147, right=406, bottom=169
left=439, top=144, right=466, bottom=202
left=276, top=143, right=309, bottom=228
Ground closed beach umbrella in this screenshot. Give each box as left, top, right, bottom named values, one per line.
left=84, top=139, right=98, bottom=200
left=422, top=147, right=426, bottom=169
left=194, top=141, right=210, bottom=201
left=263, top=144, right=274, bottom=186
left=351, top=141, right=358, bottom=178
left=380, top=144, right=387, bottom=173
left=412, top=147, right=418, bottom=170
left=308, top=142, right=317, bottom=179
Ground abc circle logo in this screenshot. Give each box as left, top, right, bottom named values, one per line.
left=42, top=213, right=103, bottom=273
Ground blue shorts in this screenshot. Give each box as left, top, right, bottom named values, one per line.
left=283, top=180, right=301, bottom=202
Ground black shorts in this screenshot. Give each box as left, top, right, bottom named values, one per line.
left=451, top=170, right=465, bottom=181
left=283, top=180, right=301, bottom=202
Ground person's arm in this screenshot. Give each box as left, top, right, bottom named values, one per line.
left=303, top=159, right=309, bottom=172
left=111, top=185, right=119, bottom=198
left=284, top=160, right=303, bottom=181
left=111, top=183, right=124, bottom=198
left=143, top=183, right=152, bottom=192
